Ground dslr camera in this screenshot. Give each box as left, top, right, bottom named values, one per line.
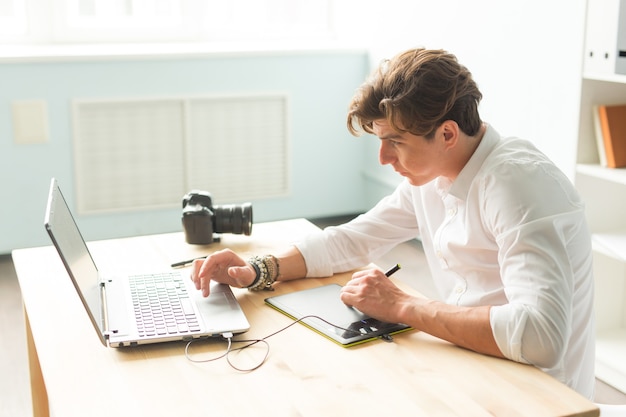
left=182, top=190, right=253, bottom=244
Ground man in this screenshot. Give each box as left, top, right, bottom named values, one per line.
left=191, top=48, right=595, bottom=399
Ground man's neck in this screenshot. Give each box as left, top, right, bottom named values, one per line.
left=444, top=123, right=486, bottom=181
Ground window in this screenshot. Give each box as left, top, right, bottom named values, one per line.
left=0, top=0, right=27, bottom=36
left=0, top=0, right=333, bottom=44
left=203, top=0, right=332, bottom=41
left=66, top=0, right=181, bottom=29
left=53, top=0, right=191, bottom=43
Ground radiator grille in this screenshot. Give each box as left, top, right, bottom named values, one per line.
left=72, top=95, right=289, bottom=214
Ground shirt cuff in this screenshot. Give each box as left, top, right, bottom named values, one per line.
left=490, top=304, right=531, bottom=365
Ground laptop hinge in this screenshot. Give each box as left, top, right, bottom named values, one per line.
left=99, top=280, right=112, bottom=342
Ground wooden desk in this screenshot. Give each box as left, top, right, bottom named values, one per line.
left=13, top=218, right=599, bottom=417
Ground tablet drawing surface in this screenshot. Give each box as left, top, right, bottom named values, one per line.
left=265, top=284, right=411, bottom=347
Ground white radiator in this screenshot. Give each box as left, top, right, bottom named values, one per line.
left=72, top=94, right=290, bottom=214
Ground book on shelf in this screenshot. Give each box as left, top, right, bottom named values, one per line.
left=594, top=104, right=626, bottom=168
left=593, top=105, right=608, bottom=167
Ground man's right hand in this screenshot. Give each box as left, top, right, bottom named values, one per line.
left=190, top=248, right=256, bottom=297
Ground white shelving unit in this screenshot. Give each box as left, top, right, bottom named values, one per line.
left=576, top=0, right=626, bottom=394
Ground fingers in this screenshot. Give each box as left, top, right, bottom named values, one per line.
left=190, top=249, right=227, bottom=297
left=190, top=258, right=204, bottom=290
left=189, top=249, right=254, bottom=297
left=340, top=271, right=368, bottom=307
left=339, top=285, right=356, bottom=306
left=347, top=268, right=386, bottom=289
left=190, top=258, right=209, bottom=296
left=341, top=267, right=402, bottom=319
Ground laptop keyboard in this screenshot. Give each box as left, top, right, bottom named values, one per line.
left=129, top=272, right=201, bottom=337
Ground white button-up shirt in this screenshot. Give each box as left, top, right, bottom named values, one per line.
left=295, top=125, right=595, bottom=398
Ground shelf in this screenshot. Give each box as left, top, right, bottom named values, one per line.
left=583, top=72, right=626, bottom=84
left=576, top=164, right=626, bottom=186
left=596, top=328, right=626, bottom=394
left=580, top=0, right=626, bottom=396
left=593, top=232, right=626, bottom=261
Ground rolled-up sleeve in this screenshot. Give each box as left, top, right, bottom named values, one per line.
left=294, top=181, right=420, bottom=277
left=487, top=204, right=586, bottom=370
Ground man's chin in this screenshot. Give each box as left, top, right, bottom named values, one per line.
left=406, top=176, right=433, bottom=187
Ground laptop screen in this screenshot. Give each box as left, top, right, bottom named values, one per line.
left=44, top=178, right=105, bottom=340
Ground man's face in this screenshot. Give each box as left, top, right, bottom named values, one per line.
left=373, top=119, right=447, bottom=186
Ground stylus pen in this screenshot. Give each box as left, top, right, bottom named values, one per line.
left=171, top=255, right=207, bottom=268
left=385, top=263, right=401, bottom=277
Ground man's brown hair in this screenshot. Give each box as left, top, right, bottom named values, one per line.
left=347, top=48, right=483, bottom=139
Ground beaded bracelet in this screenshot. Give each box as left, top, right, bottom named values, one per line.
left=246, top=255, right=279, bottom=291
left=262, top=255, right=280, bottom=282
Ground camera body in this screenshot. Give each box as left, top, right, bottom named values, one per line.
left=182, top=190, right=253, bottom=244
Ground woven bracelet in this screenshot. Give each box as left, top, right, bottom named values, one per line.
left=246, top=255, right=277, bottom=291
left=247, top=260, right=262, bottom=289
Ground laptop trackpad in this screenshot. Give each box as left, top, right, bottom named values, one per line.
left=191, top=283, right=246, bottom=333
left=193, top=284, right=240, bottom=312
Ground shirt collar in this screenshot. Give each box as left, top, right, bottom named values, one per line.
left=447, top=124, right=500, bottom=201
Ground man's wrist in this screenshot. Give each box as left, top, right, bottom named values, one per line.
left=246, top=255, right=279, bottom=291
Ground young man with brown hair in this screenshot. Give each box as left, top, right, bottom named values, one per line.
left=191, top=48, right=595, bottom=399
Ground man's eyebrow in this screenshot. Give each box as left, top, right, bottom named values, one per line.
left=379, top=133, right=403, bottom=140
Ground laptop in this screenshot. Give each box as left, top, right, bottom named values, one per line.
left=44, top=178, right=250, bottom=347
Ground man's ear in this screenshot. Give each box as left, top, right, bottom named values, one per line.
left=440, top=120, right=459, bottom=148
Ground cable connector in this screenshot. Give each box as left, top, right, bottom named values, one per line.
left=380, top=334, right=394, bottom=343
left=221, top=332, right=234, bottom=339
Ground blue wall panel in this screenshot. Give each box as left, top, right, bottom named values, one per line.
left=0, top=50, right=371, bottom=252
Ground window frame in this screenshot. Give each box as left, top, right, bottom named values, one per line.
left=0, top=0, right=334, bottom=45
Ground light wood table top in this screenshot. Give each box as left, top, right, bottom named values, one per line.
left=12, top=218, right=599, bottom=417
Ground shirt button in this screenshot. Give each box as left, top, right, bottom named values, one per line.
left=447, top=208, right=456, bottom=216
left=454, top=286, right=464, bottom=294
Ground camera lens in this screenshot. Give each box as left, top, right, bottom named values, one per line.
left=213, top=203, right=253, bottom=235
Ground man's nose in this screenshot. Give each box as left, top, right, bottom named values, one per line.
left=379, top=142, right=394, bottom=165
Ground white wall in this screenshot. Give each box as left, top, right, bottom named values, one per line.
left=335, top=0, right=587, bottom=186
left=0, top=1, right=589, bottom=252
